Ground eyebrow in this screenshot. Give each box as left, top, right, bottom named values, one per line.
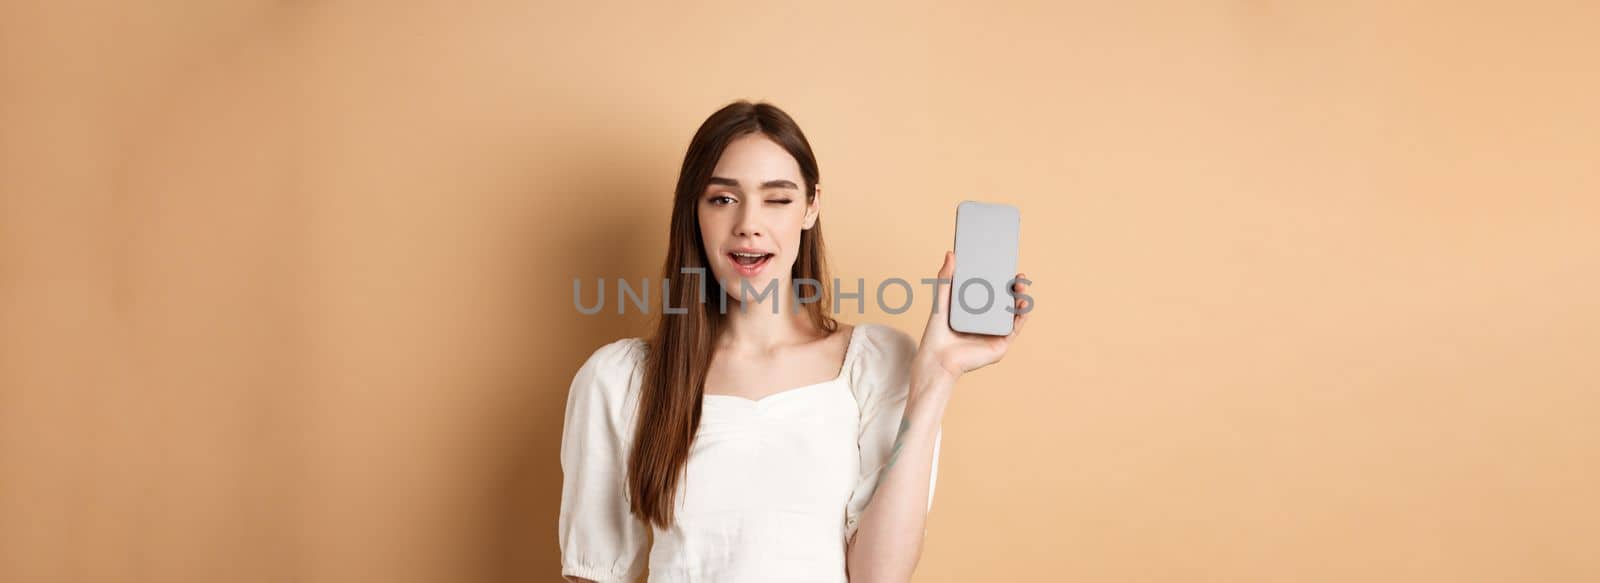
left=707, top=176, right=800, bottom=191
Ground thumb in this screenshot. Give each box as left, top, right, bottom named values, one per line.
left=932, top=251, right=955, bottom=318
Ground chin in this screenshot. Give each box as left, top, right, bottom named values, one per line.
left=721, top=274, right=779, bottom=299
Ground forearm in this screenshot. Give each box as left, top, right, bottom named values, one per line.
left=845, top=354, right=956, bottom=582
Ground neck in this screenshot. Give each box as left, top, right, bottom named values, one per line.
left=719, top=279, right=820, bottom=353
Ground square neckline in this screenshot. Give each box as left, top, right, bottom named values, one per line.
left=701, top=324, right=865, bottom=406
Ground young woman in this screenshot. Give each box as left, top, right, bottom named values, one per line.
left=558, top=101, right=1031, bottom=582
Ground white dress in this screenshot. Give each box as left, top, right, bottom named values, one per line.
left=558, top=323, right=942, bottom=583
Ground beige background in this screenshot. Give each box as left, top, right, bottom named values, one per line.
left=3, top=1, right=1597, bottom=581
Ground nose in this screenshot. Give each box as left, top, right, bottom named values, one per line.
left=733, top=200, right=764, bottom=239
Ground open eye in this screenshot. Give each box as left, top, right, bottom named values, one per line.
left=707, top=194, right=736, bottom=206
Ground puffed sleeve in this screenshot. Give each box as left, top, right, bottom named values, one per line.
left=843, top=324, right=943, bottom=543
left=559, top=338, right=652, bottom=583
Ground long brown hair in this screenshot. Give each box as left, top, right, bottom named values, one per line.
left=627, top=100, right=838, bottom=529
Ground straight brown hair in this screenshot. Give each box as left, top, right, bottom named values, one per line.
left=627, top=101, right=838, bottom=529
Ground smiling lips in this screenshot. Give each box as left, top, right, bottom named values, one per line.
left=727, top=249, right=774, bottom=276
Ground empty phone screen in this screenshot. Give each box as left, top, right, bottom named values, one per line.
left=949, top=201, right=1021, bottom=336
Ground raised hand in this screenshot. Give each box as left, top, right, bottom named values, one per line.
left=916, top=250, right=1031, bottom=380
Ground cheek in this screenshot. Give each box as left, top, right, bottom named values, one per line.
left=697, top=208, right=722, bottom=245
left=779, top=217, right=807, bottom=258
left=775, top=205, right=806, bottom=230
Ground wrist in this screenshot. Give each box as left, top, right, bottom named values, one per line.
left=912, top=350, right=959, bottom=392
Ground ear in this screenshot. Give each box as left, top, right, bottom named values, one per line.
left=803, top=183, right=821, bottom=230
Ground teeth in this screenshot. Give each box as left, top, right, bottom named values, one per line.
left=732, top=252, right=768, bottom=258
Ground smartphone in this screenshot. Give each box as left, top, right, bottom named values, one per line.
left=949, top=201, right=1022, bottom=336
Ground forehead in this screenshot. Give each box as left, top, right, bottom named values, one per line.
left=710, top=133, right=803, bottom=182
